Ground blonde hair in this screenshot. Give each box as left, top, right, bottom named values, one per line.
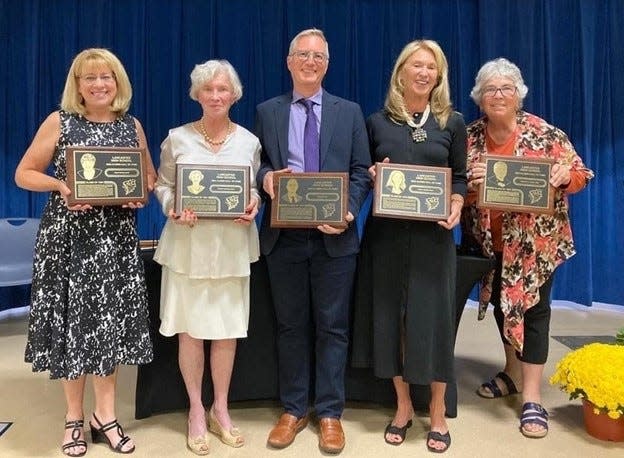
left=189, top=60, right=243, bottom=102
left=385, top=39, right=453, bottom=129
left=60, top=48, right=132, bottom=116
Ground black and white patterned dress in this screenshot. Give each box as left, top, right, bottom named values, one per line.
left=24, top=110, right=153, bottom=380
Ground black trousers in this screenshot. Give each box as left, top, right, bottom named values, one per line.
left=265, top=230, right=356, bottom=418
left=490, top=253, right=554, bottom=364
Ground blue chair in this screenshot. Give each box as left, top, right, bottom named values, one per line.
left=0, top=218, right=40, bottom=287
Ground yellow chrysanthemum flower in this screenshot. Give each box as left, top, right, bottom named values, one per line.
left=549, top=343, right=624, bottom=419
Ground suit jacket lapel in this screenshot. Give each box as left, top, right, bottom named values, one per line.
left=275, top=94, right=291, bottom=168
left=320, top=91, right=338, bottom=170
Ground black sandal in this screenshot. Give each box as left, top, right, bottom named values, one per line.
left=426, top=430, right=451, bottom=453
left=384, top=419, right=412, bottom=445
left=62, top=419, right=87, bottom=457
left=89, top=413, right=135, bottom=454
left=520, top=402, right=549, bottom=438
left=477, top=371, right=519, bottom=398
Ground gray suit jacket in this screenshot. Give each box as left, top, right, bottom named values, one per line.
left=255, top=90, right=371, bottom=257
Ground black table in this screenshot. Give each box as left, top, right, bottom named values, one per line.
left=136, top=251, right=493, bottom=419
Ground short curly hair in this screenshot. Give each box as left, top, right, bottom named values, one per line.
left=188, top=60, right=243, bottom=103
left=470, top=57, right=528, bottom=107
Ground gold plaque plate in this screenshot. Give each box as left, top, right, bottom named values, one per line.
left=65, top=146, right=147, bottom=206
left=477, top=155, right=555, bottom=214
left=175, top=164, right=250, bottom=218
left=373, top=163, right=451, bottom=221
left=270, top=172, right=349, bottom=228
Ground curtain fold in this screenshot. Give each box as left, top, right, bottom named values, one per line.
left=1, top=0, right=622, bottom=306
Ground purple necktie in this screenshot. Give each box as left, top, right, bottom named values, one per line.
left=300, top=99, right=320, bottom=172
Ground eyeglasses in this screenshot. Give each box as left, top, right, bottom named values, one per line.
left=290, top=51, right=328, bottom=64
left=482, top=85, right=517, bottom=98
left=79, top=74, right=116, bottom=84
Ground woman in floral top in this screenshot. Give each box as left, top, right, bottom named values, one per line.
left=461, top=58, right=594, bottom=438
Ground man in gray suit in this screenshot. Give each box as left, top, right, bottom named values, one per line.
left=255, top=28, right=370, bottom=454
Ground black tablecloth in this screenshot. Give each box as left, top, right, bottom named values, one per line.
left=136, top=251, right=493, bottom=419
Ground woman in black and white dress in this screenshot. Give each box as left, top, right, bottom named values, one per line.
left=15, top=48, right=156, bottom=456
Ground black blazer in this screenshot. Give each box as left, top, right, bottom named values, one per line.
left=255, top=90, right=371, bottom=257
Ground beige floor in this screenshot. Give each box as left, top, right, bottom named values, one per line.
left=1, top=302, right=623, bottom=457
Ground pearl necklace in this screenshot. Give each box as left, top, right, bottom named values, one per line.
left=411, top=103, right=431, bottom=143
left=197, top=119, right=234, bottom=146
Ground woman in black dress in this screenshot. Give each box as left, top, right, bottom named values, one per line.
left=15, top=48, right=156, bottom=456
left=353, top=40, right=466, bottom=453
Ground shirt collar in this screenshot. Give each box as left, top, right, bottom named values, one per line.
left=292, top=88, right=323, bottom=106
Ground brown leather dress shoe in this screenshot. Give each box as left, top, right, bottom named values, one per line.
left=318, top=417, right=345, bottom=454
left=267, top=413, right=308, bottom=449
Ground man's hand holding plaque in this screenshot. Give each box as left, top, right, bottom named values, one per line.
left=372, top=162, right=451, bottom=221
left=476, top=155, right=555, bottom=214
left=269, top=171, right=349, bottom=229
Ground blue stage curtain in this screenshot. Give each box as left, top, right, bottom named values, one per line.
left=1, top=0, right=622, bottom=306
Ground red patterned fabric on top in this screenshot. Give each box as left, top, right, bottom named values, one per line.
left=463, top=111, right=594, bottom=353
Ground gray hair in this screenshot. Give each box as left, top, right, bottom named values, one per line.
left=288, top=28, right=330, bottom=60
left=470, top=58, right=528, bottom=107
left=189, top=60, right=243, bottom=102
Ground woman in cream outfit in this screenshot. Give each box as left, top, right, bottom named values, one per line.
left=154, top=60, right=261, bottom=455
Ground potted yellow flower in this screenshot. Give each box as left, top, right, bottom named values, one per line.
left=550, top=339, right=624, bottom=441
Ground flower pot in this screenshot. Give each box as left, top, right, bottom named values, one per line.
left=582, top=399, right=624, bottom=442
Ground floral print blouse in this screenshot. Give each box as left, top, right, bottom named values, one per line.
left=462, top=111, right=594, bottom=353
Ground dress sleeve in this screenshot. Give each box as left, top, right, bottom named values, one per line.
left=153, top=135, right=176, bottom=215
left=250, top=139, right=262, bottom=202
left=550, top=127, right=595, bottom=193
left=448, top=112, right=468, bottom=196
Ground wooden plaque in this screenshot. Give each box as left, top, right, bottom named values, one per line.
left=477, top=155, right=555, bottom=214
left=65, top=146, right=147, bottom=206
left=175, top=164, right=250, bottom=218
left=373, top=162, right=451, bottom=221
left=270, top=172, right=349, bottom=228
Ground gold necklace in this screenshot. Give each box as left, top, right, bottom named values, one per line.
left=197, top=119, right=233, bottom=146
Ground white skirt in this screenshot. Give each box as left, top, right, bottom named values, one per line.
left=159, top=266, right=250, bottom=340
